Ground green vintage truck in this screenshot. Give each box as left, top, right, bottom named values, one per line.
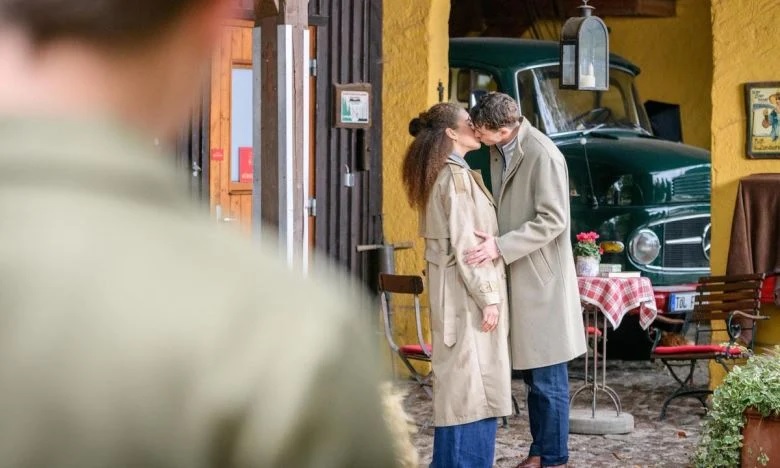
left=450, top=38, right=711, bottom=357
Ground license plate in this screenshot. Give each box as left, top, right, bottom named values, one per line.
left=669, top=292, right=697, bottom=313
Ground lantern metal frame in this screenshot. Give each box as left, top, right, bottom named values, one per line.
left=559, top=0, right=609, bottom=91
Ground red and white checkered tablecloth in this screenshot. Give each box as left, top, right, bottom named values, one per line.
left=577, top=277, right=658, bottom=330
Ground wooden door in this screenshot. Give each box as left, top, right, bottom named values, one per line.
left=209, top=20, right=254, bottom=234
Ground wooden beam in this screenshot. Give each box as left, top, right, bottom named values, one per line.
left=254, top=0, right=279, bottom=19
left=258, top=17, right=279, bottom=229
left=591, top=0, right=676, bottom=17
left=280, top=0, right=307, bottom=25
left=462, top=0, right=677, bottom=38
left=254, top=0, right=308, bottom=266
left=254, top=0, right=306, bottom=22
left=534, top=0, right=676, bottom=18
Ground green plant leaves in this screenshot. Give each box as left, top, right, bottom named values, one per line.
left=694, top=348, right=780, bottom=467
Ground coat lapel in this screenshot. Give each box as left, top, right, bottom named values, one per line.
left=470, top=169, right=495, bottom=206
left=447, top=159, right=495, bottom=206
left=489, top=146, right=503, bottom=198
left=501, top=142, right=525, bottom=189
left=494, top=118, right=531, bottom=204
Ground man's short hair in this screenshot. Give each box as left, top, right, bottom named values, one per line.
left=0, top=0, right=208, bottom=46
left=470, top=92, right=521, bottom=131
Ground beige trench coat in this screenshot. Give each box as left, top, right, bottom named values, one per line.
left=489, top=119, right=587, bottom=370
left=420, top=157, right=512, bottom=427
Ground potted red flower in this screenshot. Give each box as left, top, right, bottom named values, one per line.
left=573, top=231, right=603, bottom=277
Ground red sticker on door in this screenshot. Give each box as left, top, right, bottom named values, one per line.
left=211, top=148, right=224, bottom=161
left=239, top=147, right=253, bottom=183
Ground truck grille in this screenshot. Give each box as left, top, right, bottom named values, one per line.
left=661, top=216, right=710, bottom=269
left=672, top=171, right=711, bottom=199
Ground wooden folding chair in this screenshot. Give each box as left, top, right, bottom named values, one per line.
left=649, top=273, right=767, bottom=419
left=378, top=273, right=432, bottom=397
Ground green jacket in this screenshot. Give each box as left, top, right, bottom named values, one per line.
left=0, top=117, right=395, bottom=467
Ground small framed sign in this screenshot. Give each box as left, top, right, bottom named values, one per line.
left=334, top=83, right=372, bottom=128
left=745, top=81, right=780, bottom=158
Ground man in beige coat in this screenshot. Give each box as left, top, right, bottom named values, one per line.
left=0, top=0, right=396, bottom=466
left=465, top=93, right=586, bottom=468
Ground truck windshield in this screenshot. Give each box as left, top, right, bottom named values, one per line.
left=517, top=66, right=653, bottom=136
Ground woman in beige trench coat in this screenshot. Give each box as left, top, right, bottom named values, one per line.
left=402, top=103, right=512, bottom=468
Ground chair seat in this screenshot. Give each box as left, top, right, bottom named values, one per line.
left=399, top=344, right=432, bottom=356
left=586, top=326, right=602, bottom=336
left=653, top=344, right=744, bottom=356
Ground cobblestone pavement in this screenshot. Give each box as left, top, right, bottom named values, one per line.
left=400, top=358, right=710, bottom=467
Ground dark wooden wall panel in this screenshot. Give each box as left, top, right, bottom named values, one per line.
left=310, top=0, right=383, bottom=289
left=175, top=84, right=211, bottom=207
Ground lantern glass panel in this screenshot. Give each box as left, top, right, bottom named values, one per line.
left=561, top=44, right=576, bottom=85
left=578, top=19, right=608, bottom=89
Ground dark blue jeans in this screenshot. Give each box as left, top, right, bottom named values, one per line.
left=430, top=417, right=498, bottom=468
left=521, top=362, right=570, bottom=466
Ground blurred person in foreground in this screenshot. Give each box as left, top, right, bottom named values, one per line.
left=403, top=103, right=512, bottom=468
left=0, top=0, right=397, bottom=466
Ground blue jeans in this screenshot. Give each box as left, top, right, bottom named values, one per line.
left=521, top=362, right=570, bottom=466
left=430, top=417, right=498, bottom=468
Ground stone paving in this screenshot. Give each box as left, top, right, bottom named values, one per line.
left=399, top=358, right=710, bottom=467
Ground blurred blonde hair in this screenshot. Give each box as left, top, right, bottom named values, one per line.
left=379, top=382, right=419, bottom=468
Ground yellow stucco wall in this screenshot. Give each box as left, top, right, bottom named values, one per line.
left=709, top=0, right=780, bottom=386
left=605, top=0, right=712, bottom=150
left=381, top=0, right=450, bottom=374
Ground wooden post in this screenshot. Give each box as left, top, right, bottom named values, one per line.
left=253, top=0, right=308, bottom=267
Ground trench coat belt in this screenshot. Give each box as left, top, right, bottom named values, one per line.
left=424, top=248, right=458, bottom=347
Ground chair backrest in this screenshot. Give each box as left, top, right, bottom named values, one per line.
left=378, top=273, right=429, bottom=357
left=689, top=273, right=766, bottom=345
left=378, top=274, right=424, bottom=295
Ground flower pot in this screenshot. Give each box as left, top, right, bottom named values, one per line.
left=741, top=407, right=780, bottom=467
left=575, top=256, right=600, bottom=277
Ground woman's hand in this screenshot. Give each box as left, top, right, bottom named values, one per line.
left=481, top=304, right=499, bottom=332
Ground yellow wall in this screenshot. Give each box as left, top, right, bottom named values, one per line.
left=605, top=0, right=712, bottom=150
left=381, top=0, right=450, bottom=374
left=383, top=0, right=449, bottom=274
left=709, top=0, right=780, bottom=386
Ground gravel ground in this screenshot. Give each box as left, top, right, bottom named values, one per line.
left=399, top=358, right=709, bottom=467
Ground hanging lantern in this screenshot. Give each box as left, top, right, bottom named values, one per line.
left=559, top=0, right=609, bottom=91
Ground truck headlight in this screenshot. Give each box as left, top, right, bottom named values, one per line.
left=629, top=229, right=661, bottom=265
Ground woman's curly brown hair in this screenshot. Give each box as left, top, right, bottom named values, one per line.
left=402, top=103, right=461, bottom=209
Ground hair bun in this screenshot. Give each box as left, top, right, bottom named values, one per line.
left=408, top=117, right=424, bottom=137
left=418, top=111, right=431, bottom=127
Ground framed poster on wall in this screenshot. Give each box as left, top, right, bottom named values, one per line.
left=333, top=83, right=372, bottom=129
left=745, top=81, right=780, bottom=158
